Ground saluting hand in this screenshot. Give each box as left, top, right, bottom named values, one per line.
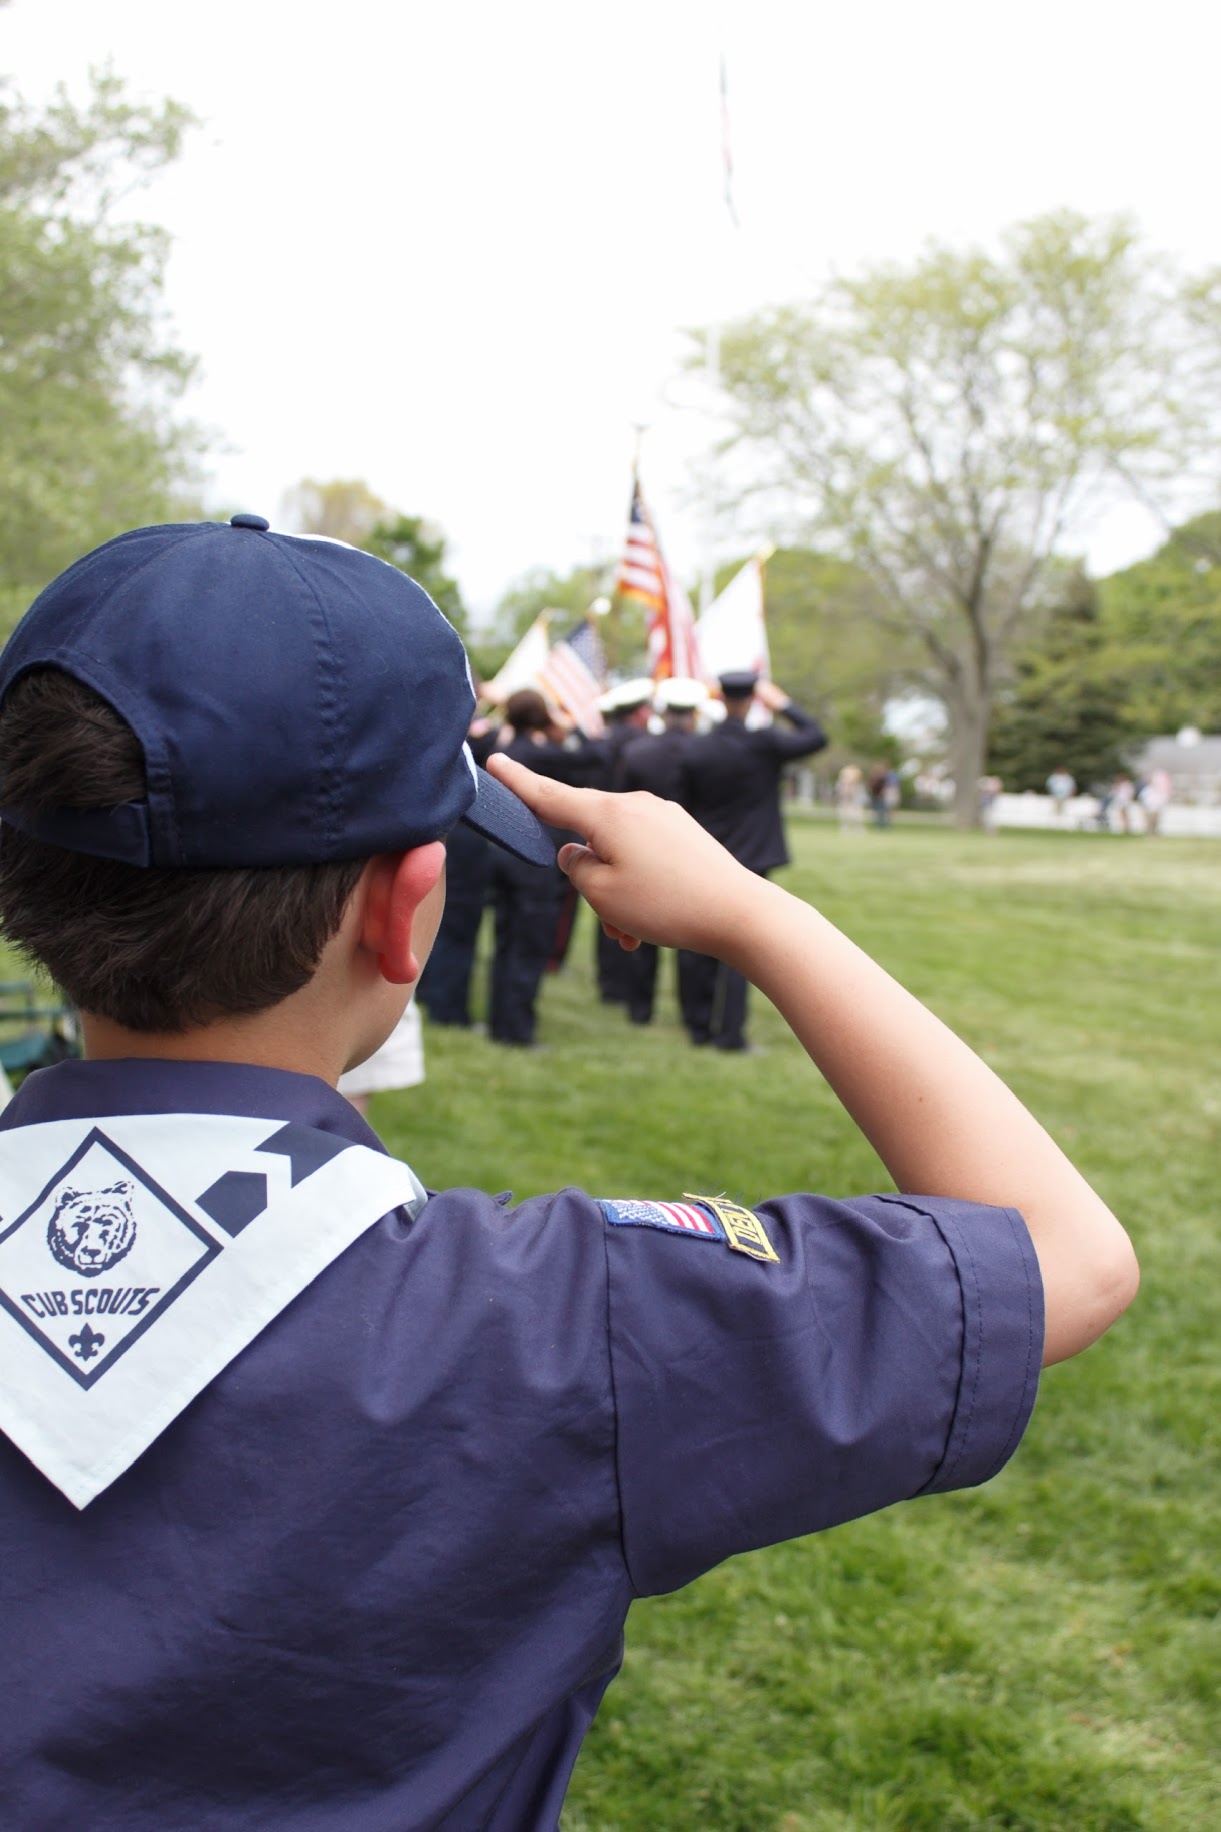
left=752, top=679, right=793, bottom=713
left=485, top=752, right=760, bottom=958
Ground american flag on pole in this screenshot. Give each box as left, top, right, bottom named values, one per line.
left=538, top=618, right=607, bottom=736
left=615, top=478, right=666, bottom=611
left=658, top=559, right=702, bottom=683
left=615, top=476, right=703, bottom=683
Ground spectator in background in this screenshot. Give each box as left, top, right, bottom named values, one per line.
left=836, top=763, right=867, bottom=832
left=978, top=774, right=1003, bottom=833
left=1138, top=767, right=1172, bottom=835
left=867, top=763, right=891, bottom=828
left=1046, top=767, right=1076, bottom=817
left=1110, top=775, right=1135, bottom=834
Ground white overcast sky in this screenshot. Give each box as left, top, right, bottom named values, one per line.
left=5, top=0, right=1221, bottom=616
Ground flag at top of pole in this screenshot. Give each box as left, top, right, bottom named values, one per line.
left=615, top=477, right=666, bottom=611
left=614, top=474, right=702, bottom=683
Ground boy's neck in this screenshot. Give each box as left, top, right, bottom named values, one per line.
left=80, top=1009, right=347, bottom=1084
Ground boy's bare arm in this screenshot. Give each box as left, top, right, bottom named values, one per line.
left=485, top=757, right=1139, bottom=1367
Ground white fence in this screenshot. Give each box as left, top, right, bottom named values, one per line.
left=995, top=793, right=1221, bottom=838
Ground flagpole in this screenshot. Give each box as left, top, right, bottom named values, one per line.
left=696, top=50, right=732, bottom=641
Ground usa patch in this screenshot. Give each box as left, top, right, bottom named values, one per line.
left=600, top=1198, right=725, bottom=1242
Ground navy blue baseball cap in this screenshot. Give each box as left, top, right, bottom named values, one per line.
left=718, top=671, right=760, bottom=698
left=0, top=516, right=554, bottom=869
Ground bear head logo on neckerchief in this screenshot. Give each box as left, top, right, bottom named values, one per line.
left=0, top=1127, right=221, bottom=1389
left=46, top=1182, right=137, bottom=1278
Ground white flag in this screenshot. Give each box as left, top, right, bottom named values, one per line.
left=695, top=558, right=771, bottom=681
left=481, top=614, right=552, bottom=702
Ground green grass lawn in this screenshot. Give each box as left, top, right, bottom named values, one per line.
left=369, top=822, right=1218, bottom=1831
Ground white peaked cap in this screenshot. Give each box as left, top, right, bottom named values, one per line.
left=655, top=677, right=709, bottom=712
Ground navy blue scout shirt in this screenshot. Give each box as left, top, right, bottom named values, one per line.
left=0, top=1058, right=1042, bottom=1831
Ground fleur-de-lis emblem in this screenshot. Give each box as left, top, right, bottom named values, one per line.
left=68, top=1322, right=105, bottom=1363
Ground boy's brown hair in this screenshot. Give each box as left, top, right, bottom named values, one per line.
left=0, top=670, right=365, bottom=1033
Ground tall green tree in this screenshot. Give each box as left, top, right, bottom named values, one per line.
left=1094, top=512, right=1221, bottom=737
left=698, top=213, right=1218, bottom=823
left=988, top=518, right=1221, bottom=788
left=987, top=565, right=1130, bottom=791
left=0, top=68, right=200, bottom=627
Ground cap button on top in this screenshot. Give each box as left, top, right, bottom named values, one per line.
left=229, top=513, right=270, bottom=531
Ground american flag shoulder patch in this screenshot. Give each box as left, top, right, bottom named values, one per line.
left=599, top=1198, right=726, bottom=1242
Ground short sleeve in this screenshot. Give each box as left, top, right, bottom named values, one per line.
left=603, top=1189, right=1043, bottom=1596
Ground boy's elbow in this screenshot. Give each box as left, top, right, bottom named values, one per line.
left=1042, top=1217, right=1140, bottom=1367
left=1094, top=1225, right=1140, bottom=1334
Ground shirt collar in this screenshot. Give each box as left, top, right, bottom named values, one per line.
left=1, top=1058, right=384, bottom=1153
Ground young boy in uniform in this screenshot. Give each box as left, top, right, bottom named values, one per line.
left=0, top=517, right=1137, bottom=1830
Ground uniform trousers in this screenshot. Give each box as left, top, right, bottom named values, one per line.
left=488, top=853, right=566, bottom=1045
left=417, top=825, right=492, bottom=1027
left=678, top=951, right=750, bottom=1050
left=620, top=939, right=659, bottom=1024
left=597, top=923, right=635, bottom=1004
left=678, top=868, right=768, bottom=1050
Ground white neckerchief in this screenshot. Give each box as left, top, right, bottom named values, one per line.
left=0, top=1113, right=425, bottom=1508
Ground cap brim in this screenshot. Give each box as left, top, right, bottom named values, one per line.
left=460, top=766, right=556, bottom=866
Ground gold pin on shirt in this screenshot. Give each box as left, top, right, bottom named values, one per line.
left=684, top=1194, right=779, bottom=1264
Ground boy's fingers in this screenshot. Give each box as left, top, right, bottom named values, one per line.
left=556, top=841, right=596, bottom=876
left=486, top=752, right=599, bottom=832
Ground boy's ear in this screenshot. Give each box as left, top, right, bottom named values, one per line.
left=359, top=842, right=446, bottom=986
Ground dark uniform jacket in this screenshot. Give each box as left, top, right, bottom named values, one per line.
left=614, top=728, right=692, bottom=803
left=683, top=701, right=827, bottom=874
left=595, top=718, right=653, bottom=799
left=499, top=732, right=605, bottom=830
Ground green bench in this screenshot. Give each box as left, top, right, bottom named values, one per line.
left=0, top=980, right=80, bottom=1082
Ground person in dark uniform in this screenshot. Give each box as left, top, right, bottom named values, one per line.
left=488, top=689, right=603, bottom=1047
left=680, top=673, right=828, bottom=1050
left=593, top=679, right=654, bottom=1004
left=614, top=677, right=707, bottom=1024
left=0, top=519, right=1137, bottom=1831
left=416, top=713, right=499, bottom=1026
